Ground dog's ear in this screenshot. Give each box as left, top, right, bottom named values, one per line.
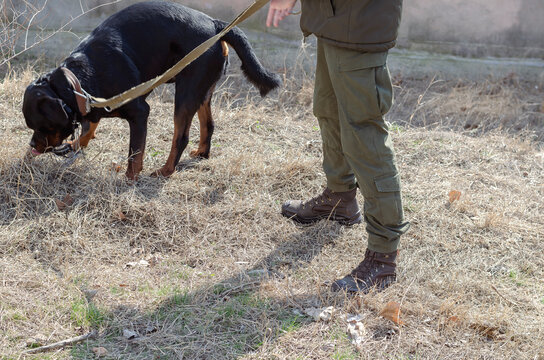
left=49, top=68, right=71, bottom=94
left=38, top=96, right=69, bottom=125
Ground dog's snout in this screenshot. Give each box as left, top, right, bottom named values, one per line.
left=29, top=138, right=37, bottom=148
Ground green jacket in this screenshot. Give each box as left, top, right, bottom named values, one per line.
left=300, top=0, right=403, bottom=52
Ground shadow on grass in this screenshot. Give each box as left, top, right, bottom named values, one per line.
left=71, top=222, right=347, bottom=359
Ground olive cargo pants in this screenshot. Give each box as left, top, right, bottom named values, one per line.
left=313, top=40, right=410, bottom=253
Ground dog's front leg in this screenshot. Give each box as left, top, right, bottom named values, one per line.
left=68, top=121, right=100, bottom=151
left=125, top=105, right=149, bottom=180
left=126, top=121, right=147, bottom=180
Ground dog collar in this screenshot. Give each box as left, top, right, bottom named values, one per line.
left=61, top=67, right=91, bottom=116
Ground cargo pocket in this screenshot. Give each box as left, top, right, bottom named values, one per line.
left=373, top=173, right=405, bottom=225
left=336, top=50, right=392, bottom=120
left=375, top=65, right=393, bottom=116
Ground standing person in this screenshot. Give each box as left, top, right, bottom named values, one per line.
left=267, top=0, right=410, bottom=293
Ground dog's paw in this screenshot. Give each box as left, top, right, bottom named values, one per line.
left=189, top=149, right=209, bottom=159
left=125, top=170, right=139, bottom=182
left=150, top=167, right=173, bottom=178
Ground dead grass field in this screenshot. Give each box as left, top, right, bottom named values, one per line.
left=0, top=41, right=543, bottom=359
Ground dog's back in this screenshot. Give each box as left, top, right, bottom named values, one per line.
left=70, top=1, right=279, bottom=97
left=73, top=2, right=216, bottom=83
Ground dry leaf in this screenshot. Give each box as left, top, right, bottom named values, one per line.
left=304, top=306, right=334, bottom=322
left=63, top=194, right=74, bottom=206
left=470, top=323, right=502, bottom=340
left=448, top=190, right=462, bottom=203
left=122, top=329, right=138, bottom=340
left=447, top=315, right=460, bottom=324
left=138, top=259, right=150, bottom=267
left=92, top=347, right=108, bottom=357
left=346, top=315, right=367, bottom=345
left=55, top=198, right=67, bottom=210
left=125, top=259, right=150, bottom=268
left=379, top=301, right=405, bottom=325
left=117, top=210, right=127, bottom=221
left=55, top=194, right=74, bottom=210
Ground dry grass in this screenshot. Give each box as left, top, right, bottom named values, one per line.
left=0, top=43, right=543, bottom=359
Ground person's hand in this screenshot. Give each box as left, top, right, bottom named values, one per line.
left=266, top=0, right=297, bottom=28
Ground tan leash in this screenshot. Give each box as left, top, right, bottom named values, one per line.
left=83, top=0, right=270, bottom=112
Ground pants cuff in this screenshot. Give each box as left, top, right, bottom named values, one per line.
left=326, top=179, right=357, bottom=192
left=367, top=235, right=400, bottom=253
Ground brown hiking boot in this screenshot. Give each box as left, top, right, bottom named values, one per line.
left=281, top=188, right=362, bottom=226
left=331, top=249, right=398, bottom=293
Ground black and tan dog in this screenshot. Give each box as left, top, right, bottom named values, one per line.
left=23, top=1, right=280, bottom=179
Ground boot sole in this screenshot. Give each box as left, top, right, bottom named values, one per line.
left=281, top=210, right=362, bottom=226
left=331, top=276, right=396, bottom=293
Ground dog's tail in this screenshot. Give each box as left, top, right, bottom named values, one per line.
left=215, top=21, right=281, bottom=97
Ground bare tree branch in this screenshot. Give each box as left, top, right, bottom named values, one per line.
left=1, top=0, right=123, bottom=67
left=24, top=0, right=49, bottom=49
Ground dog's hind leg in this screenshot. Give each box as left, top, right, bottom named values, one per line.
left=152, top=107, right=194, bottom=177
left=152, top=83, right=199, bottom=177
left=190, top=87, right=215, bottom=159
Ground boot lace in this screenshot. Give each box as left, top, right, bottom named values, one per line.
left=301, top=190, right=334, bottom=209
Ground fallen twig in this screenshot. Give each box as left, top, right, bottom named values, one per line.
left=22, top=330, right=97, bottom=355
left=490, top=284, right=520, bottom=307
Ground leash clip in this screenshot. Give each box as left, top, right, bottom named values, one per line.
left=71, top=119, right=81, bottom=142
left=73, top=88, right=93, bottom=114
left=81, top=89, right=92, bottom=114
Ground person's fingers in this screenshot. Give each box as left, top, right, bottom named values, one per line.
left=274, top=8, right=288, bottom=27
left=277, top=9, right=286, bottom=23
left=279, top=9, right=290, bottom=24
left=274, top=10, right=281, bottom=27
left=282, top=8, right=291, bottom=18
left=266, top=6, right=275, bottom=27
left=268, top=2, right=296, bottom=28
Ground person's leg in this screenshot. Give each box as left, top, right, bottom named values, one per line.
left=281, top=39, right=361, bottom=225
left=321, top=43, right=409, bottom=292
left=314, top=39, right=356, bottom=192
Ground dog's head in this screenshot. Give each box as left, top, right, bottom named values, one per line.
left=22, top=70, right=75, bottom=155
